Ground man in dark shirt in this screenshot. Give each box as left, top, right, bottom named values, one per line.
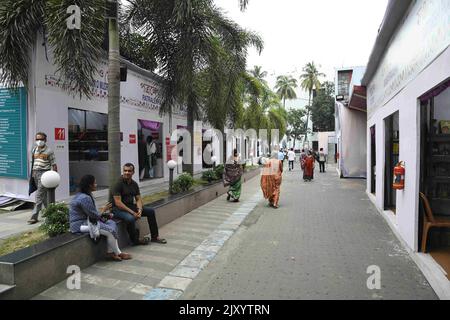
left=111, top=163, right=167, bottom=245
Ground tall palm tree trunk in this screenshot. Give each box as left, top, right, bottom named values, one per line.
left=304, top=91, right=312, bottom=146
left=184, top=102, right=195, bottom=175
left=108, top=11, right=121, bottom=188
left=223, top=132, right=227, bottom=164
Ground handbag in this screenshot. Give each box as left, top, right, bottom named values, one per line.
left=87, top=217, right=100, bottom=241
left=28, top=147, right=38, bottom=195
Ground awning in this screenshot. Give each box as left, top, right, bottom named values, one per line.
left=348, top=85, right=367, bottom=112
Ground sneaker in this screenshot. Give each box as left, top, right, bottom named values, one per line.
left=151, top=237, right=167, bottom=244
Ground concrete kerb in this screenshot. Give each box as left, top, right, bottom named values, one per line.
left=144, top=194, right=262, bottom=300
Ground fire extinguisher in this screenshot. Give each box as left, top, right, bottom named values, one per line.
left=393, top=161, right=405, bottom=190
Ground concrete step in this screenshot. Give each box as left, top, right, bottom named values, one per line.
left=0, top=284, right=15, bottom=296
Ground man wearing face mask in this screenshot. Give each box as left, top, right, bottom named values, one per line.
left=28, top=132, right=57, bottom=224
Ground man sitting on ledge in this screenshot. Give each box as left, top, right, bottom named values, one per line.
left=111, top=163, right=167, bottom=245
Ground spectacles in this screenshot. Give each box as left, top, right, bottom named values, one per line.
left=36, top=138, right=45, bottom=141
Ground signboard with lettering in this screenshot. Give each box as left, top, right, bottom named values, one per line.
left=0, top=87, right=28, bottom=179
left=368, top=0, right=450, bottom=118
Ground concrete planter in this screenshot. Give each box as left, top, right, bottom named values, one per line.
left=0, top=167, right=260, bottom=300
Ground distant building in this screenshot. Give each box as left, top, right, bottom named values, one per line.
left=334, top=66, right=367, bottom=178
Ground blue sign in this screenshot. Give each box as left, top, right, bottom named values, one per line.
left=0, top=87, right=27, bottom=179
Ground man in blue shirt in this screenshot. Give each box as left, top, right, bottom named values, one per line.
left=278, top=149, right=285, bottom=167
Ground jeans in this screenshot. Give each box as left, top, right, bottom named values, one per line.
left=113, top=206, right=159, bottom=244
left=319, top=161, right=326, bottom=172
left=288, top=161, right=294, bottom=170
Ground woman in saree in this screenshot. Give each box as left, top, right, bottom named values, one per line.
left=303, top=151, right=315, bottom=182
left=260, top=151, right=283, bottom=209
left=224, top=149, right=243, bottom=202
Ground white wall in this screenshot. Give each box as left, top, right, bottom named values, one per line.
left=0, top=33, right=188, bottom=201
left=336, top=102, right=367, bottom=178
left=367, top=45, right=450, bottom=251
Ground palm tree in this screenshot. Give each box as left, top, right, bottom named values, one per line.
left=274, top=75, right=298, bottom=109
left=0, top=0, right=124, bottom=187
left=250, top=65, right=268, bottom=84
left=299, top=61, right=325, bottom=144
left=125, top=0, right=263, bottom=170
left=242, top=72, right=287, bottom=153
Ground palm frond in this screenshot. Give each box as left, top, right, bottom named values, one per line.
left=45, top=0, right=106, bottom=97
left=0, top=0, right=45, bottom=88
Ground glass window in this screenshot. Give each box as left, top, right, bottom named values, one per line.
left=68, top=108, right=108, bottom=162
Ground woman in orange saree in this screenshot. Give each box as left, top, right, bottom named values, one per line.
left=303, top=151, right=315, bottom=182
left=260, top=151, right=283, bottom=209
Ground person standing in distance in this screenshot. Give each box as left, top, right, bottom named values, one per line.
left=288, top=148, right=296, bottom=171
left=318, top=148, right=327, bottom=173
left=28, top=132, right=57, bottom=224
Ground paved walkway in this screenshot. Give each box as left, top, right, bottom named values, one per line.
left=31, top=163, right=438, bottom=300
left=32, top=173, right=263, bottom=300
left=181, top=164, right=438, bottom=300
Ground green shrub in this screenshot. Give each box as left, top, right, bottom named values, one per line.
left=39, top=203, right=69, bottom=237
left=213, top=164, right=224, bottom=179
left=202, top=170, right=218, bottom=182
left=172, top=172, right=194, bottom=194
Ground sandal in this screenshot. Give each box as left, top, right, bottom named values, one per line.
left=151, top=237, right=167, bottom=244
left=119, top=252, right=132, bottom=260
left=107, top=252, right=122, bottom=261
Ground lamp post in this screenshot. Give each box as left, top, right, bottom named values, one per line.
left=41, top=171, right=61, bottom=206
left=167, top=160, right=177, bottom=194
left=211, top=156, right=217, bottom=169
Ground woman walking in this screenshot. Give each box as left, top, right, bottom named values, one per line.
left=69, top=175, right=132, bottom=261
left=303, top=151, right=315, bottom=182
left=224, top=149, right=243, bottom=202
left=260, top=151, right=283, bottom=209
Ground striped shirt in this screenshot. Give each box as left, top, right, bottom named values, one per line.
left=32, top=146, right=56, bottom=171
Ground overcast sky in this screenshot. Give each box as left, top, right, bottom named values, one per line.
left=214, top=0, right=389, bottom=104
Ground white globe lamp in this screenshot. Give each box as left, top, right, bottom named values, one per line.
left=167, top=160, right=177, bottom=170
left=41, top=171, right=60, bottom=188
left=41, top=171, right=60, bottom=205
